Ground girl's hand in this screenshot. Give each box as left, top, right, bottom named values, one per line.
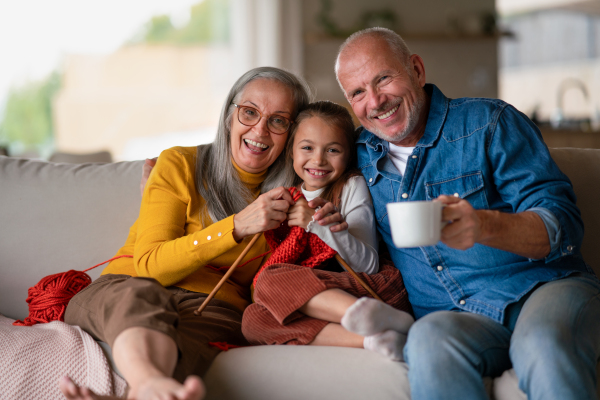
left=233, top=186, right=295, bottom=242
left=287, top=198, right=316, bottom=230
left=308, top=198, right=349, bottom=232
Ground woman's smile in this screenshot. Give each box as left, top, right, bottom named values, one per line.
left=230, top=79, right=294, bottom=174
left=243, top=138, right=269, bottom=152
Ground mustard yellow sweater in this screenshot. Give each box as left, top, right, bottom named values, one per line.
left=102, top=146, right=270, bottom=311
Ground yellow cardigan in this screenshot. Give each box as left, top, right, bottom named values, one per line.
left=102, top=146, right=270, bottom=312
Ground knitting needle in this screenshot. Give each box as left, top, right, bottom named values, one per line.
left=335, top=254, right=383, bottom=301
left=194, top=232, right=261, bottom=316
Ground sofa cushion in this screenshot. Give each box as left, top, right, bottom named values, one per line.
left=0, top=156, right=144, bottom=320
left=204, top=346, right=411, bottom=400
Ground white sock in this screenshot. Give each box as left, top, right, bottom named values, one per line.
left=341, top=297, right=414, bottom=336
left=363, top=330, right=407, bottom=362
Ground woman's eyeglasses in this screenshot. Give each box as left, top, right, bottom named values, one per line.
left=233, top=104, right=292, bottom=135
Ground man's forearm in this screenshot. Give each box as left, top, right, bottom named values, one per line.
left=477, top=210, right=551, bottom=260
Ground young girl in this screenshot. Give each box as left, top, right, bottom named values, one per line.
left=242, top=101, right=414, bottom=361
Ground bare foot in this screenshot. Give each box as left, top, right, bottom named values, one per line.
left=135, top=375, right=205, bottom=400
left=60, top=375, right=205, bottom=400
left=59, top=376, right=117, bottom=400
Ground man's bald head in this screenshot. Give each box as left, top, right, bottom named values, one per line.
left=335, top=27, right=412, bottom=87
left=334, top=27, right=428, bottom=146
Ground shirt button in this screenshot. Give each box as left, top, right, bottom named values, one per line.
left=402, top=193, right=408, bottom=199
left=207, top=236, right=211, bottom=240
left=437, top=265, right=443, bottom=271
left=412, top=155, right=417, bottom=159
left=459, top=300, right=466, bottom=305
left=369, top=178, right=373, bottom=183
left=193, top=240, right=198, bottom=245
left=453, top=193, right=460, bottom=197
left=218, top=232, right=222, bottom=237
left=567, top=245, right=574, bottom=252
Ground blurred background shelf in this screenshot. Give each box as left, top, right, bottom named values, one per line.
left=540, top=129, right=600, bottom=149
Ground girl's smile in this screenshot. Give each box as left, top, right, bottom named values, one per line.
left=292, top=116, right=350, bottom=192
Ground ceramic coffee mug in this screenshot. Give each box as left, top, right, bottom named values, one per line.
left=386, top=201, right=446, bottom=248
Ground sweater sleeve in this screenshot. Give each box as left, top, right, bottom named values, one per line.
left=307, top=176, right=379, bottom=274
left=133, top=148, right=240, bottom=286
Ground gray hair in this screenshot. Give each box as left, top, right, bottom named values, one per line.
left=334, top=27, right=412, bottom=88
left=196, top=67, right=313, bottom=225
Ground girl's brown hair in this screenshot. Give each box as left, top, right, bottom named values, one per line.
left=284, top=100, right=361, bottom=207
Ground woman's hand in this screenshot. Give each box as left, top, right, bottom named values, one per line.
left=287, top=198, right=316, bottom=230
left=233, top=186, right=295, bottom=242
left=307, top=198, right=348, bottom=232
left=140, top=157, right=157, bottom=196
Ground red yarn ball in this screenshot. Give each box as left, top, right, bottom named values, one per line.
left=13, top=270, right=92, bottom=327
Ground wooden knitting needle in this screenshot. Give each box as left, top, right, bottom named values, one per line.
left=335, top=254, right=383, bottom=301
left=194, top=232, right=261, bottom=316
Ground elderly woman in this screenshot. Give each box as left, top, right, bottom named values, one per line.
left=59, top=67, right=336, bottom=400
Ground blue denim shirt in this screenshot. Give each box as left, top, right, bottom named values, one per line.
left=357, top=84, right=593, bottom=323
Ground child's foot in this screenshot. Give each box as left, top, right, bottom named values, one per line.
left=363, top=330, right=407, bottom=361
left=341, top=297, right=414, bottom=336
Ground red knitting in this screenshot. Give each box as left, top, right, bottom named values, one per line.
left=253, top=187, right=338, bottom=287
left=13, top=255, right=133, bottom=326
left=208, top=342, right=244, bottom=351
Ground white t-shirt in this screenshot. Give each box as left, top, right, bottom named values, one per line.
left=387, top=143, right=415, bottom=175
left=301, top=176, right=379, bottom=274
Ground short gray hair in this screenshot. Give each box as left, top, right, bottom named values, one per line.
left=335, top=27, right=412, bottom=88
left=196, top=67, right=313, bottom=225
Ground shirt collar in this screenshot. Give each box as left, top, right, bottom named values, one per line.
left=418, top=83, right=449, bottom=148
left=300, top=183, right=325, bottom=201
left=356, top=83, right=449, bottom=151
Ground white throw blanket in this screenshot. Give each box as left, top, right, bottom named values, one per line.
left=0, top=315, right=127, bottom=399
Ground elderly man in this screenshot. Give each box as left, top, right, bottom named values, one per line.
left=335, top=27, right=600, bottom=400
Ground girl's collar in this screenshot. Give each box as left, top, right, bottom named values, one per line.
left=300, top=183, right=325, bottom=202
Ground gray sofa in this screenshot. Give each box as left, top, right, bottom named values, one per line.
left=1, top=147, right=599, bottom=400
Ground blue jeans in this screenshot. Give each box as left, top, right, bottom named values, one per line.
left=404, top=274, right=600, bottom=400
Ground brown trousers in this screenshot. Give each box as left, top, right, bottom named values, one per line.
left=65, top=274, right=248, bottom=381
left=242, top=263, right=409, bottom=345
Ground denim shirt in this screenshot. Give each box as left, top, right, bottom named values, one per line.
left=357, top=84, right=593, bottom=323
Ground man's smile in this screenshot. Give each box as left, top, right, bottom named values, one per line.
left=375, top=104, right=399, bottom=120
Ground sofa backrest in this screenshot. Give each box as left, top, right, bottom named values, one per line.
left=0, top=148, right=599, bottom=320
left=0, top=156, right=144, bottom=320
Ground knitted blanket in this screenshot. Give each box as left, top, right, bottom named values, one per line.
left=0, top=314, right=127, bottom=399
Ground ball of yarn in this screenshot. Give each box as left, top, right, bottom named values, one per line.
left=13, top=270, right=92, bottom=327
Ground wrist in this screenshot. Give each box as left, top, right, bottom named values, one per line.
left=303, top=218, right=313, bottom=232
left=232, top=214, right=244, bottom=242
left=476, top=209, right=500, bottom=244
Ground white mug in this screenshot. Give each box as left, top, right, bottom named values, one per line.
left=386, top=201, right=446, bottom=248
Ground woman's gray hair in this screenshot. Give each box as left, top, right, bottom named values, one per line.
left=335, top=27, right=412, bottom=86
left=196, top=66, right=313, bottom=225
